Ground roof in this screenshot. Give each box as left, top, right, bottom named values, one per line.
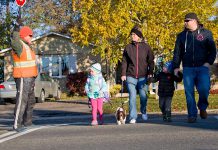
left=0, top=32, right=72, bottom=54
left=32, top=32, right=72, bottom=41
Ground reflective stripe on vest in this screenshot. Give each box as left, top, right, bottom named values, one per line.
left=21, top=40, right=32, bottom=60
left=14, top=60, right=37, bottom=68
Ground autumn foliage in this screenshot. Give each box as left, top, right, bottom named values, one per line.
left=71, top=0, right=218, bottom=64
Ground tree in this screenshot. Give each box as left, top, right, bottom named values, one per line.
left=22, top=0, right=73, bottom=33
left=70, top=0, right=218, bottom=64
left=0, top=0, right=17, bottom=50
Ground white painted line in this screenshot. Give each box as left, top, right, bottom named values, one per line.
left=0, top=126, right=47, bottom=144
left=0, top=122, right=90, bottom=144
left=0, top=131, right=17, bottom=139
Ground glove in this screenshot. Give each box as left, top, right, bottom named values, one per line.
left=93, top=92, right=99, bottom=98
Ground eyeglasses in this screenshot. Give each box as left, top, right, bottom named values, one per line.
left=184, top=20, right=192, bottom=22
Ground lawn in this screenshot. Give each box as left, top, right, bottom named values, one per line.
left=103, top=90, right=218, bottom=114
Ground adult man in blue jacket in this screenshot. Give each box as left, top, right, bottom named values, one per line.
left=173, top=13, right=217, bottom=123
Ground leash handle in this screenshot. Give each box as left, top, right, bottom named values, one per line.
left=121, top=80, right=124, bottom=99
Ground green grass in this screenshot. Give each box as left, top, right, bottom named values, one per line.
left=103, top=90, right=218, bottom=114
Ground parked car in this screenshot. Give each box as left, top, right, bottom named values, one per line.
left=0, top=73, right=61, bottom=103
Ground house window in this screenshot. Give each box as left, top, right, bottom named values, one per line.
left=41, top=54, right=77, bottom=78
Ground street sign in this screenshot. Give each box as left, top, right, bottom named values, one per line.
left=15, top=0, right=26, bottom=7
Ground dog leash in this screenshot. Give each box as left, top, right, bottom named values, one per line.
left=120, top=80, right=129, bottom=108
left=121, top=80, right=124, bottom=100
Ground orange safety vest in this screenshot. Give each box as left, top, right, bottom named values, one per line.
left=12, top=40, right=38, bottom=78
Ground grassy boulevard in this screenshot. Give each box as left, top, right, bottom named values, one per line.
left=103, top=90, right=218, bottom=114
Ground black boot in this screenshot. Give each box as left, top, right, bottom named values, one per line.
left=162, top=112, right=167, bottom=121
left=165, top=111, right=172, bottom=122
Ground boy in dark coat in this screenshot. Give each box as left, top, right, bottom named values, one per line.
left=153, top=61, right=183, bottom=122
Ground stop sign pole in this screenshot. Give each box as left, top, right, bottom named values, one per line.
left=15, top=0, right=26, bottom=7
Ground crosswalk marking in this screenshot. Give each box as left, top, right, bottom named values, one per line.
left=0, top=131, right=16, bottom=139
left=0, top=115, right=218, bottom=144
left=0, top=122, right=90, bottom=144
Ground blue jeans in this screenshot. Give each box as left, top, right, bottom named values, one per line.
left=126, top=76, right=148, bottom=120
left=183, top=66, right=210, bottom=118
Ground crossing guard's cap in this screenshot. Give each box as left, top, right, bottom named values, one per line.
left=19, top=26, right=33, bottom=39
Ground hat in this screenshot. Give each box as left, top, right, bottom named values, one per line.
left=185, top=13, right=199, bottom=21
left=164, top=61, right=173, bottom=73
left=130, top=28, right=143, bottom=39
left=19, top=26, right=33, bottom=39
left=90, top=63, right=101, bottom=73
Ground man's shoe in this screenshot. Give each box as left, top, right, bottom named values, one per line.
left=129, top=119, right=136, bottom=124
left=13, top=127, right=26, bottom=132
left=24, top=124, right=37, bottom=129
left=188, top=117, right=197, bottom=123
left=142, top=114, right=148, bottom=121
left=200, top=110, right=207, bottom=119
left=163, top=116, right=167, bottom=121
left=24, top=122, right=32, bottom=127
left=166, top=117, right=172, bottom=122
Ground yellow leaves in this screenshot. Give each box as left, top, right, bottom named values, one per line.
left=70, top=0, right=218, bottom=64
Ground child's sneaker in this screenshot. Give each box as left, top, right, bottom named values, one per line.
left=91, top=120, right=98, bottom=126
left=166, top=117, right=172, bottom=122
left=162, top=113, right=167, bottom=121
left=165, top=111, right=172, bottom=122
left=129, top=119, right=136, bottom=124
left=142, top=113, right=148, bottom=121
left=99, top=120, right=104, bottom=125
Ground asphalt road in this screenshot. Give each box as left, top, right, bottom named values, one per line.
left=0, top=101, right=218, bottom=150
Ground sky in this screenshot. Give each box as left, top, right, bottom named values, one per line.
left=0, top=1, right=52, bottom=37
left=1, top=0, right=218, bottom=36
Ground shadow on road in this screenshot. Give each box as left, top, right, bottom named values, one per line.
left=0, top=101, right=218, bottom=132
left=135, top=113, right=218, bottom=131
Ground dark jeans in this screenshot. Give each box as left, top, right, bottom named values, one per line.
left=183, top=66, right=210, bottom=118
left=159, top=96, right=172, bottom=114
left=14, top=77, right=36, bottom=129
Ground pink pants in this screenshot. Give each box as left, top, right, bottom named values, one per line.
left=91, top=98, right=103, bottom=122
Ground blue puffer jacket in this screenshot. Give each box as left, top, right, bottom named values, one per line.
left=173, top=25, right=217, bottom=68
left=85, top=73, right=108, bottom=99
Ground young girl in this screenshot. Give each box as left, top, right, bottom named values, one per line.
left=85, top=63, right=108, bottom=126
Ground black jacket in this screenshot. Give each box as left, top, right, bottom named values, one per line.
left=173, top=26, right=217, bottom=68
left=154, top=72, right=183, bottom=97
left=121, top=41, right=154, bottom=78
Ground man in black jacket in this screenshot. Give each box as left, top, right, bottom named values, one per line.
left=173, top=13, right=217, bottom=123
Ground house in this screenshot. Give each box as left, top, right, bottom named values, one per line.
left=1, top=32, right=101, bottom=92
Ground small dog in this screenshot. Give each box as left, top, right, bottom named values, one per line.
left=115, top=107, right=126, bottom=125
left=115, top=99, right=129, bottom=125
